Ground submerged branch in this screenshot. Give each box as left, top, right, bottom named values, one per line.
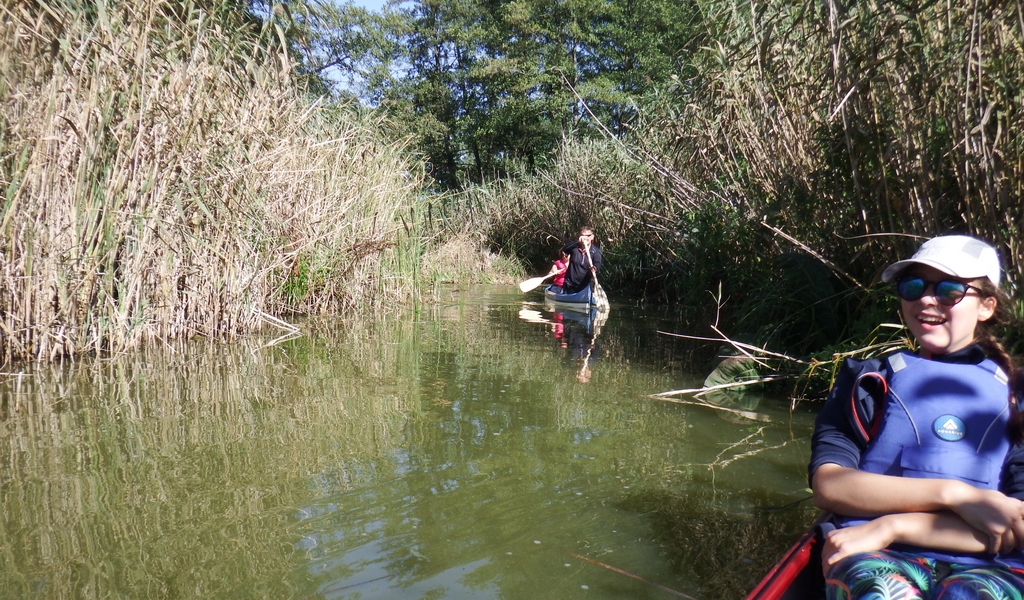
left=657, top=331, right=809, bottom=365
left=568, top=552, right=699, bottom=599
left=648, top=375, right=789, bottom=399
left=708, top=431, right=796, bottom=469
left=263, top=330, right=303, bottom=347
left=647, top=395, right=773, bottom=422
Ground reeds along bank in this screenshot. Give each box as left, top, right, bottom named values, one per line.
left=652, top=0, right=1023, bottom=287
left=0, top=1, right=424, bottom=364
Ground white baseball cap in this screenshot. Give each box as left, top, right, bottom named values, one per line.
left=881, top=235, right=1001, bottom=286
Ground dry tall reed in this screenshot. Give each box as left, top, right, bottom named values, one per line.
left=651, top=0, right=1023, bottom=290
left=0, top=0, right=423, bottom=363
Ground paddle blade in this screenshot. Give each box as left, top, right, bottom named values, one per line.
left=583, top=246, right=609, bottom=312
left=591, top=278, right=610, bottom=311
left=519, top=276, right=546, bottom=293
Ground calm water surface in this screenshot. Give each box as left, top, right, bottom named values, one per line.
left=1, top=285, right=819, bottom=599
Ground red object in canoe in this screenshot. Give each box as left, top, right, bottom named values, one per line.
left=745, top=517, right=826, bottom=600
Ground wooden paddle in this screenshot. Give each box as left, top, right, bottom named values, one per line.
left=585, top=246, right=610, bottom=312
left=518, top=271, right=557, bottom=293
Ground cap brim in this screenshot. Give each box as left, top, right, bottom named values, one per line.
left=880, top=258, right=990, bottom=283
left=881, top=259, right=915, bottom=282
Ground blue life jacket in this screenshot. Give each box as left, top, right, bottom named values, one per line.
left=860, top=351, right=1011, bottom=488
left=838, top=350, right=1021, bottom=566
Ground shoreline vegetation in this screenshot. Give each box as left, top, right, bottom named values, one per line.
left=3, top=0, right=1022, bottom=392
left=1, top=1, right=424, bottom=362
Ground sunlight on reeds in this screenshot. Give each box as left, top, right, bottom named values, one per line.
left=653, top=0, right=1024, bottom=288
left=419, top=232, right=522, bottom=286
left=0, top=0, right=423, bottom=363
left=443, top=139, right=663, bottom=268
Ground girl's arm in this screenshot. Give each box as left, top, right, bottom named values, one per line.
left=813, top=463, right=1024, bottom=551
left=821, top=512, right=992, bottom=570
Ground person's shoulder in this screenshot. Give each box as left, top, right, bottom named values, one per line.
left=837, top=354, right=889, bottom=378
left=826, top=355, right=888, bottom=401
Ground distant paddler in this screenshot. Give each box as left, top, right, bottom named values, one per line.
left=518, top=248, right=569, bottom=293
left=561, top=226, right=602, bottom=294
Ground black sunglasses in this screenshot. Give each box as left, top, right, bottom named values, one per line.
left=895, top=276, right=982, bottom=307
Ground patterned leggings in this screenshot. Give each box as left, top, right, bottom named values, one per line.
left=827, top=550, right=1024, bottom=600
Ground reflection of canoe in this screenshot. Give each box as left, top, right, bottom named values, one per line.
left=553, top=308, right=594, bottom=327
left=544, top=285, right=594, bottom=308
left=745, top=517, right=825, bottom=600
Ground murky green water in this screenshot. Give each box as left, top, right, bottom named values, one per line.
left=1, top=285, right=819, bottom=599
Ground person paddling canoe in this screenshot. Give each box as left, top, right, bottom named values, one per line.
left=561, top=226, right=602, bottom=295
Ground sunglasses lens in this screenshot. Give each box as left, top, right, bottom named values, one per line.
left=897, top=277, right=926, bottom=301
left=896, top=277, right=971, bottom=306
left=935, top=281, right=968, bottom=306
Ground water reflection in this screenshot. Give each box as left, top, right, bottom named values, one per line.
left=517, top=303, right=610, bottom=384
left=1, top=286, right=818, bottom=599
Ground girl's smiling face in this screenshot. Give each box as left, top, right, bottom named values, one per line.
left=900, top=265, right=997, bottom=356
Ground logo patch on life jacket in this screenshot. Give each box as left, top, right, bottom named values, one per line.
left=933, top=415, right=966, bottom=441
left=889, top=353, right=908, bottom=373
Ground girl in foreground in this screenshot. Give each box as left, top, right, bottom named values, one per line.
left=809, top=235, right=1024, bottom=599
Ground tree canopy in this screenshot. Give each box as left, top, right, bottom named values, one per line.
left=260, top=0, right=697, bottom=188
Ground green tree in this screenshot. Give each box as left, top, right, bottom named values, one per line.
left=258, top=0, right=703, bottom=189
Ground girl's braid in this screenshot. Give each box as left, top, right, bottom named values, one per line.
left=975, top=281, right=1022, bottom=440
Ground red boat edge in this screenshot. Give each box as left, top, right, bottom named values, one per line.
left=745, top=515, right=827, bottom=600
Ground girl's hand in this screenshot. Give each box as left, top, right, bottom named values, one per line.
left=948, top=487, right=1024, bottom=553
left=821, top=517, right=899, bottom=574
left=813, top=465, right=1024, bottom=551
